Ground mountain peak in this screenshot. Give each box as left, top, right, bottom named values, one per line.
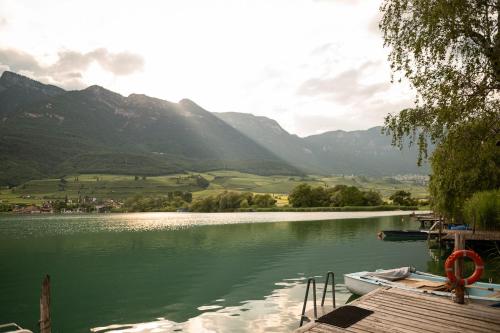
left=0, top=71, right=64, bottom=96
left=84, top=84, right=112, bottom=93
left=179, top=98, right=199, bottom=107
left=82, top=84, right=123, bottom=99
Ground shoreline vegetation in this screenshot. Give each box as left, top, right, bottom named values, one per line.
left=0, top=171, right=429, bottom=214
left=1, top=180, right=424, bottom=214
left=0, top=205, right=419, bottom=215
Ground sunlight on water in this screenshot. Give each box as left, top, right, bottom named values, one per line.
left=91, top=278, right=353, bottom=333
left=0, top=212, right=438, bottom=333
left=0, top=211, right=416, bottom=238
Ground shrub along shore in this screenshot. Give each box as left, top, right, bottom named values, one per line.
left=236, top=205, right=418, bottom=212
left=2, top=183, right=424, bottom=214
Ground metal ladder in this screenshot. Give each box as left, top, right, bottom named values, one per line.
left=299, top=271, right=336, bottom=327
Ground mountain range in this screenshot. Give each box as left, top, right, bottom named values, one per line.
left=0, top=71, right=428, bottom=186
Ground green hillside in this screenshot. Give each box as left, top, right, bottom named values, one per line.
left=0, top=72, right=299, bottom=186
left=0, top=170, right=429, bottom=206
left=1, top=71, right=431, bottom=187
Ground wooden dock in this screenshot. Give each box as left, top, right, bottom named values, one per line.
left=442, top=230, right=500, bottom=241
left=295, top=287, right=500, bottom=333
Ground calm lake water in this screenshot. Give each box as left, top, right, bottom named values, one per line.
left=1, top=211, right=494, bottom=333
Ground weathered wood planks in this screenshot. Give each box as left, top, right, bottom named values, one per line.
left=294, top=287, right=500, bottom=333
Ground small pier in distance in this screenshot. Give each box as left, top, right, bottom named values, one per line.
left=295, top=287, right=500, bottom=333
left=441, top=229, right=500, bottom=242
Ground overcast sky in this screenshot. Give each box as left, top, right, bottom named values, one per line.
left=0, top=0, right=414, bottom=136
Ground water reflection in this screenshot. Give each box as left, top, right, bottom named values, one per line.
left=91, top=279, right=353, bottom=333
left=0, top=212, right=429, bottom=333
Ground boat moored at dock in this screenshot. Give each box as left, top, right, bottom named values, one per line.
left=344, top=267, right=500, bottom=306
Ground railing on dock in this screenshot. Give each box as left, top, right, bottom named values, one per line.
left=299, top=272, right=337, bottom=327
left=321, top=271, right=336, bottom=309
left=299, top=278, right=317, bottom=327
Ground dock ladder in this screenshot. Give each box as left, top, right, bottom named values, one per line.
left=299, top=271, right=336, bottom=327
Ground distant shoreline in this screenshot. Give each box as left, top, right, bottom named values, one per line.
left=2, top=207, right=425, bottom=217
left=0, top=210, right=431, bottom=221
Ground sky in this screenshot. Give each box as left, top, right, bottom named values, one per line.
left=0, top=0, right=414, bottom=136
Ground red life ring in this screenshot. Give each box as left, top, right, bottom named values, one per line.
left=445, top=250, right=484, bottom=286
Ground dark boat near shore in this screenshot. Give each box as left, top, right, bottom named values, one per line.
left=378, top=230, right=428, bottom=240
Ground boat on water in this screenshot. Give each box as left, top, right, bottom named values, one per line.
left=378, top=230, right=428, bottom=240
left=344, top=267, right=500, bottom=306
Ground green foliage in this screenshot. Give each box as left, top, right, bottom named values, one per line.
left=0, top=203, right=11, bottom=212
left=463, top=190, right=500, bottom=231
left=288, top=184, right=384, bottom=208
left=429, top=129, right=499, bottom=219
left=238, top=205, right=417, bottom=212
left=253, top=194, right=277, bottom=208
left=190, top=191, right=276, bottom=212
left=288, top=184, right=314, bottom=207
left=380, top=0, right=500, bottom=218
left=123, top=192, right=192, bottom=212
left=389, top=190, right=417, bottom=206
left=0, top=72, right=299, bottom=186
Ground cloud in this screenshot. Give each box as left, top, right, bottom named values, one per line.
left=296, top=61, right=390, bottom=104
left=0, top=17, right=7, bottom=28
left=0, top=49, right=43, bottom=73
left=0, top=47, right=144, bottom=89
left=313, top=0, right=360, bottom=4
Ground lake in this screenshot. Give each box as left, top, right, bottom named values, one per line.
left=0, top=211, right=485, bottom=333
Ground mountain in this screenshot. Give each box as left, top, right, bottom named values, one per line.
left=215, top=112, right=430, bottom=176
left=0, top=71, right=428, bottom=186
left=213, top=112, right=325, bottom=173
left=304, top=127, right=430, bottom=176
left=0, top=71, right=299, bottom=185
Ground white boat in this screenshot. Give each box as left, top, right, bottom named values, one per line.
left=344, top=267, right=500, bottom=306
left=0, top=323, right=33, bottom=333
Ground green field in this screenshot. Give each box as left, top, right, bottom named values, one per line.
left=0, top=170, right=429, bottom=206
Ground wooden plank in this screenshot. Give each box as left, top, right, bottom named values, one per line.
left=353, top=313, right=442, bottom=333
left=294, top=287, right=500, bottom=333
left=454, top=233, right=465, bottom=304
left=379, top=290, right=500, bottom=321
left=385, top=288, right=500, bottom=315
left=310, top=325, right=361, bottom=333
left=356, top=305, right=456, bottom=333
left=295, top=323, right=321, bottom=333
left=369, top=293, right=500, bottom=325
left=361, top=298, right=490, bottom=330
left=39, top=275, right=51, bottom=333
left=357, top=301, right=464, bottom=333
left=360, top=299, right=495, bottom=333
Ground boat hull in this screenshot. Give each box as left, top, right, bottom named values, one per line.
left=381, top=230, right=428, bottom=240
left=344, top=270, right=500, bottom=306
left=344, top=274, right=380, bottom=296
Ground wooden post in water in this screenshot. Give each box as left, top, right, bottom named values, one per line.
left=454, top=234, right=465, bottom=304
left=438, top=216, right=443, bottom=248
left=40, top=275, right=51, bottom=333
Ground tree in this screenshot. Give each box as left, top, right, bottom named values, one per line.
left=380, top=0, right=500, bottom=218
left=463, top=189, right=500, bottom=230
left=288, top=184, right=313, bottom=207
left=390, top=190, right=416, bottom=206
left=363, top=190, right=384, bottom=206
left=253, top=194, right=277, bottom=208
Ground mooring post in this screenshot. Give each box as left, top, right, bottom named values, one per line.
left=438, top=216, right=443, bottom=248
left=40, top=275, right=51, bottom=333
left=454, top=234, right=465, bottom=304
